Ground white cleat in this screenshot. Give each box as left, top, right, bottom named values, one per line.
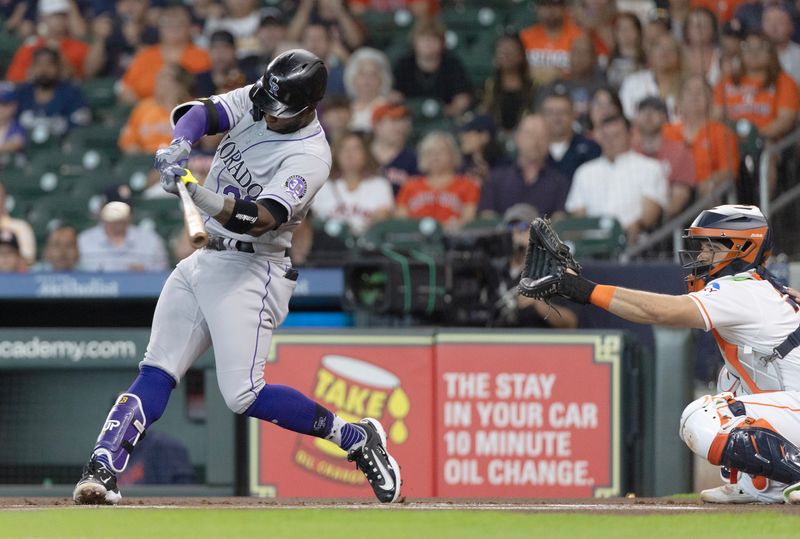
left=783, top=482, right=800, bottom=504
left=700, top=484, right=760, bottom=504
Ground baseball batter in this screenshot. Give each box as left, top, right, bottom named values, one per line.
left=73, top=50, right=401, bottom=505
left=519, top=205, right=800, bottom=503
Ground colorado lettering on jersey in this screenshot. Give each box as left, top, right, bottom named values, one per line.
left=218, top=140, right=262, bottom=198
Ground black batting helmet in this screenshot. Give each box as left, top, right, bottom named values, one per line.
left=249, top=49, right=327, bottom=121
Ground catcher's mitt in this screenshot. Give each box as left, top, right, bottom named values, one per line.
left=518, top=217, right=581, bottom=301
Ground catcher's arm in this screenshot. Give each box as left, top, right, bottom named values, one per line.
left=518, top=218, right=706, bottom=329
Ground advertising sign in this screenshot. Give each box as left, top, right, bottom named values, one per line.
left=250, top=334, right=436, bottom=498
left=435, top=333, right=621, bottom=498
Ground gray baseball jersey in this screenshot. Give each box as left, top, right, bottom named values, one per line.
left=140, top=85, right=330, bottom=414
left=205, top=84, right=332, bottom=254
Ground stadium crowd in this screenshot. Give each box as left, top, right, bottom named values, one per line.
left=0, top=0, right=799, bottom=274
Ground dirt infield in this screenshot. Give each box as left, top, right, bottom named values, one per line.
left=2, top=496, right=800, bottom=514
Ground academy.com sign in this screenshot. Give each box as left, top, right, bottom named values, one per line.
left=0, top=337, right=137, bottom=362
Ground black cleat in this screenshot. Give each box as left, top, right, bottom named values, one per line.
left=73, top=455, right=122, bottom=505
left=347, top=418, right=402, bottom=503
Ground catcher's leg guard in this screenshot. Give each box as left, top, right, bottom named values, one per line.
left=93, top=393, right=147, bottom=473
left=680, top=394, right=800, bottom=487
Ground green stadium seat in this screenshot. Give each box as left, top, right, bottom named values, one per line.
left=551, top=216, right=627, bottom=260
left=80, top=78, right=118, bottom=111
left=358, top=217, right=444, bottom=256
left=462, top=216, right=503, bottom=232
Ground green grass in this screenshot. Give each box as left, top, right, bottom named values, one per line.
left=2, top=509, right=800, bottom=539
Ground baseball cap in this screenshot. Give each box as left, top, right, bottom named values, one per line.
left=260, top=7, right=285, bottom=26
left=102, top=184, right=133, bottom=207
left=503, top=203, right=539, bottom=225
left=637, top=96, right=669, bottom=115
left=459, top=113, right=496, bottom=136
left=0, top=83, right=16, bottom=104
left=39, top=0, right=70, bottom=16
left=209, top=30, right=236, bottom=47
left=372, top=104, right=410, bottom=124
left=100, top=201, right=132, bottom=222
left=0, top=229, right=19, bottom=252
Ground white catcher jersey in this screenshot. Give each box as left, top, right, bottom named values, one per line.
left=689, top=270, right=800, bottom=393
left=203, top=84, right=332, bottom=254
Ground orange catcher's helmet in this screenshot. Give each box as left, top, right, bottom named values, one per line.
left=680, top=205, right=773, bottom=292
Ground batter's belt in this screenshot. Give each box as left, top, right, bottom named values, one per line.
left=202, top=235, right=298, bottom=280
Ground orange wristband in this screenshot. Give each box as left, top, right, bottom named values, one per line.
left=589, top=285, right=617, bottom=310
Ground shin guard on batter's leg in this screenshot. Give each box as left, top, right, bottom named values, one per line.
left=93, top=393, right=148, bottom=474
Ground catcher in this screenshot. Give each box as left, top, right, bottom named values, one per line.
left=520, top=205, right=800, bottom=504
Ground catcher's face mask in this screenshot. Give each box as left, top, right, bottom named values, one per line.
left=680, top=236, right=739, bottom=292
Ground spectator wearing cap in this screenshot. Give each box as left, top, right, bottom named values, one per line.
left=287, top=0, right=365, bottom=52
left=480, top=33, right=535, bottom=136
left=0, top=84, right=25, bottom=165
left=520, top=0, right=584, bottom=86
left=78, top=197, right=168, bottom=272
left=16, top=47, right=91, bottom=141
left=535, top=34, right=607, bottom=122
left=632, top=96, right=696, bottom=218
left=566, top=115, right=668, bottom=243
left=313, top=131, right=394, bottom=236
left=0, top=230, right=25, bottom=273
left=619, top=33, right=683, bottom=120
left=478, top=114, right=570, bottom=219
left=719, top=18, right=746, bottom=80
left=240, top=9, right=288, bottom=74
left=204, top=0, right=262, bottom=58
left=539, top=89, right=600, bottom=182
left=194, top=30, right=248, bottom=97
left=32, top=224, right=80, bottom=272
left=369, top=103, right=419, bottom=195
left=733, top=0, right=790, bottom=36
left=392, top=19, right=473, bottom=118
left=5, top=0, right=89, bottom=82
left=84, top=0, right=159, bottom=78
left=497, top=203, right=578, bottom=329
left=0, top=181, right=35, bottom=265
left=663, top=75, right=739, bottom=198
left=118, top=5, right=211, bottom=104
left=763, top=5, right=800, bottom=86
left=396, top=131, right=479, bottom=231
left=301, top=23, right=347, bottom=97
left=458, top=113, right=506, bottom=184
left=119, top=65, right=194, bottom=155
left=344, top=47, right=393, bottom=132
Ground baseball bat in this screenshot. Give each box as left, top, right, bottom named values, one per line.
left=174, top=172, right=209, bottom=249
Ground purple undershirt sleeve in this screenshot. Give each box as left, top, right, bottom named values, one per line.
left=172, top=102, right=232, bottom=144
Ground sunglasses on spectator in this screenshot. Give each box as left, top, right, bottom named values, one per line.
left=506, top=221, right=530, bottom=231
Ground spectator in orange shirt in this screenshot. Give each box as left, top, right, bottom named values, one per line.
left=5, top=0, right=89, bottom=82
left=664, top=75, right=739, bottom=198
left=118, top=66, right=194, bottom=155
left=118, top=5, right=211, bottom=104
left=713, top=31, right=799, bottom=141
left=520, top=0, right=584, bottom=85
left=396, top=131, right=479, bottom=230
